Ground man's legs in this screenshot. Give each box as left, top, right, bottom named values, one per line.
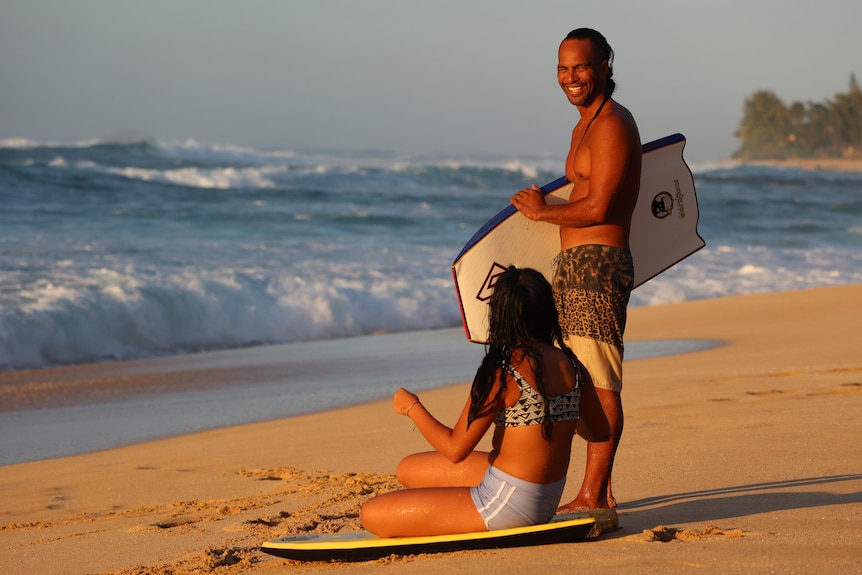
left=552, top=244, right=633, bottom=511
left=558, top=388, right=622, bottom=511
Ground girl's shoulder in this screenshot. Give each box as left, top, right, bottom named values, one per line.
left=536, top=344, right=581, bottom=392
left=537, top=343, right=575, bottom=365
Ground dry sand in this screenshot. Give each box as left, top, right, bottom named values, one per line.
left=1, top=285, right=860, bottom=574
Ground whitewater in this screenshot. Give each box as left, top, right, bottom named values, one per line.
left=2, top=137, right=861, bottom=371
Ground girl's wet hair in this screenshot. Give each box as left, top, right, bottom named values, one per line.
left=467, top=267, right=576, bottom=438
left=486, top=267, right=559, bottom=348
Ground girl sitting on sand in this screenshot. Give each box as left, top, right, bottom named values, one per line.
left=360, top=267, right=608, bottom=537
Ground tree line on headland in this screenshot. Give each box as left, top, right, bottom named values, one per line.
left=734, top=74, right=862, bottom=160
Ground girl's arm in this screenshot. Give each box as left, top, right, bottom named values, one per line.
left=393, top=382, right=502, bottom=463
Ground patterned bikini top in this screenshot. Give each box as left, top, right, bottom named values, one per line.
left=494, top=363, right=581, bottom=428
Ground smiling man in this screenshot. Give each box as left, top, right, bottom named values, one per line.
left=510, top=28, right=642, bottom=512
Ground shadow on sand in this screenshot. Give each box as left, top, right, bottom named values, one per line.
left=611, top=474, right=862, bottom=533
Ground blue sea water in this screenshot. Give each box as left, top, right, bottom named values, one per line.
left=2, top=137, right=862, bottom=372
left=2, top=137, right=861, bottom=465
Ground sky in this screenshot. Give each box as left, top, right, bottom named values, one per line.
left=1, top=0, right=860, bottom=163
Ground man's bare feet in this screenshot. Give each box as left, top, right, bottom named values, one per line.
left=556, top=501, right=593, bottom=514
left=606, top=480, right=617, bottom=509
left=556, top=496, right=607, bottom=514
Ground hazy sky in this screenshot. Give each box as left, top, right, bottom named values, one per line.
left=2, top=1, right=860, bottom=162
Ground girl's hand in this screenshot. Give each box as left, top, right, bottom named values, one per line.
left=393, top=388, right=420, bottom=415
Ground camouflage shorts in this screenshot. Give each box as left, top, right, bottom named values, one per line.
left=552, top=244, right=634, bottom=351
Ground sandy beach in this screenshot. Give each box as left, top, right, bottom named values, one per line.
left=1, top=284, right=860, bottom=574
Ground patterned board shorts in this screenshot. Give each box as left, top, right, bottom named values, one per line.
left=552, top=244, right=634, bottom=393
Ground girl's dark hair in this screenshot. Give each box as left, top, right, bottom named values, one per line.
left=564, top=27, right=616, bottom=97
left=467, top=267, right=576, bottom=438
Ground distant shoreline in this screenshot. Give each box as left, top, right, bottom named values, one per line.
left=732, top=157, right=862, bottom=173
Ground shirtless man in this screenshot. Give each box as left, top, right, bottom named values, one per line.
left=510, top=28, right=641, bottom=511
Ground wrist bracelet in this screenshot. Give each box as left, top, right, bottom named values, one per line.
left=406, top=401, right=420, bottom=416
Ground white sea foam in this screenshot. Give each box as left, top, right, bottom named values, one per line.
left=159, top=138, right=298, bottom=163
left=104, top=165, right=283, bottom=189
left=689, top=159, right=740, bottom=174
left=0, top=265, right=462, bottom=370
left=0, top=137, right=102, bottom=148
left=5, top=240, right=857, bottom=371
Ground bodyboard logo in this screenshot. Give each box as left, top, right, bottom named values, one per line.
left=651, top=192, right=673, bottom=219
left=476, top=262, right=508, bottom=301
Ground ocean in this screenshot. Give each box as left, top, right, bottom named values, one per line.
left=2, top=136, right=860, bottom=371
left=1, top=136, right=860, bottom=463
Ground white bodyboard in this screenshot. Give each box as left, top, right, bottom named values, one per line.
left=452, top=133, right=704, bottom=343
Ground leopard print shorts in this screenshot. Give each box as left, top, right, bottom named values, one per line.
left=551, top=244, right=634, bottom=351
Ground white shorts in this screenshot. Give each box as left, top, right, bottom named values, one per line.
left=469, top=465, right=566, bottom=530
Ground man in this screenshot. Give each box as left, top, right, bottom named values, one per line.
left=510, top=28, right=641, bottom=511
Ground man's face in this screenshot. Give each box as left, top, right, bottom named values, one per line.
left=557, top=38, right=607, bottom=107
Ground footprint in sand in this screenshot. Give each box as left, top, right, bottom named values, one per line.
left=633, top=524, right=752, bottom=542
